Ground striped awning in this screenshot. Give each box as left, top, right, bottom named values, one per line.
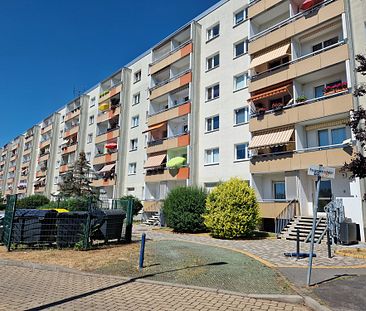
left=250, top=43, right=290, bottom=69
left=248, top=84, right=291, bottom=102
left=99, top=164, right=116, bottom=173
left=305, top=118, right=349, bottom=132
left=144, top=154, right=166, bottom=169
left=142, top=122, right=166, bottom=133
left=249, top=127, right=294, bottom=149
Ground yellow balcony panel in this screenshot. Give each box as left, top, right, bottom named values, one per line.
left=62, top=144, right=77, bottom=155
left=97, top=106, right=120, bottom=123
left=147, top=134, right=190, bottom=154
left=145, top=167, right=189, bottom=183
left=64, top=125, right=79, bottom=139
left=64, top=109, right=80, bottom=122
left=95, top=128, right=119, bottom=144
left=258, top=201, right=290, bottom=219
left=93, top=153, right=117, bottom=165
left=38, top=153, right=50, bottom=162
left=249, top=0, right=345, bottom=55
left=99, top=84, right=122, bottom=103
left=148, top=102, right=191, bottom=127
left=250, top=92, right=353, bottom=132
left=249, top=44, right=349, bottom=93
left=150, top=72, right=192, bottom=100
left=39, top=139, right=51, bottom=149
left=150, top=42, right=193, bottom=75
left=41, top=124, right=53, bottom=135
left=92, top=178, right=116, bottom=187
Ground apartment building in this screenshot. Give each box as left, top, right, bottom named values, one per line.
left=0, top=0, right=364, bottom=240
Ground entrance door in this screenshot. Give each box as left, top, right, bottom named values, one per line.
left=316, top=180, right=332, bottom=213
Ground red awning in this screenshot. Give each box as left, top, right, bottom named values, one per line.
left=248, top=84, right=291, bottom=102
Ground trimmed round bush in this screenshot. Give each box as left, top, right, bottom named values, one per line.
left=17, top=195, right=50, bottom=209
left=163, top=186, right=207, bottom=233
left=204, top=178, right=259, bottom=239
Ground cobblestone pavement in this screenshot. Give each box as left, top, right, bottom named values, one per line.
left=134, top=226, right=366, bottom=268
left=0, top=265, right=309, bottom=311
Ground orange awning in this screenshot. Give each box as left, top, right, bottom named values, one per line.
left=249, top=43, right=290, bottom=69
left=99, top=164, right=116, bottom=173
left=144, top=154, right=166, bottom=169
left=248, top=84, right=291, bottom=102
left=142, top=122, right=166, bottom=133
left=249, top=127, right=294, bottom=150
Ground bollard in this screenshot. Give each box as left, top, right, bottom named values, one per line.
left=139, top=233, right=146, bottom=271
left=296, top=229, right=300, bottom=260
left=326, top=229, right=332, bottom=258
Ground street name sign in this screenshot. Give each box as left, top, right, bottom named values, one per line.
left=307, top=165, right=335, bottom=179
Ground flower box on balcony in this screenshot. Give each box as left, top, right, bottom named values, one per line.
left=324, top=82, right=348, bottom=95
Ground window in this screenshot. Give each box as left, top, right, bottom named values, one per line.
left=134, top=70, right=141, bottom=83
left=133, top=92, right=140, bottom=105
left=86, top=152, right=91, bottom=161
left=234, top=39, right=247, bottom=58
left=318, top=180, right=332, bottom=212
left=207, top=24, right=220, bottom=41
left=206, top=53, right=220, bottom=71
left=312, top=36, right=339, bottom=52
left=131, top=115, right=139, bottom=128
left=234, top=8, right=247, bottom=26
left=318, top=129, right=329, bottom=147
left=59, top=130, right=63, bottom=138
left=130, top=138, right=138, bottom=151
left=235, top=107, right=249, bottom=125
left=89, top=115, right=94, bottom=125
left=205, top=148, right=219, bottom=165
left=235, top=143, right=249, bottom=160
left=206, top=84, right=220, bottom=101
left=331, top=127, right=346, bottom=144
left=314, top=85, right=324, bottom=98
left=273, top=181, right=286, bottom=200
left=234, top=73, right=248, bottom=91
left=90, top=97, right=96, bottom=108
left=128, top=162, right=137, bottom=175
left=206, top=115, right=219, bottom=132
left=87, top=133, right=93, bottom=144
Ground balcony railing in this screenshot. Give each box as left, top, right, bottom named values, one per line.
left=149, top=99, right=190, bottom=117
left=151, top=39, right=192, bottom=65
left=150, top=68, right=191, bottom=92
left=147, top=132, right=190, bottom=147
left=96, top=126, right=120, bottom=137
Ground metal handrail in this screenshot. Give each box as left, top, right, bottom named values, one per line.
left=275, top=199, right=297, bottom=238
left=304, top=215, right=325, bottom=243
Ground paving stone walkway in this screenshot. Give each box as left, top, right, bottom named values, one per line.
left=134, top=226, right=366, bottom=268
left=0, top=265, right=309, bottom=311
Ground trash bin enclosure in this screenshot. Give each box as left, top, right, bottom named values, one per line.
left=56, top=212, right=88, bottom=248
left=92, top=210, right=126, bottom=242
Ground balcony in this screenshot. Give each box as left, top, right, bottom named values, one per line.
left=17, top=188, right=27, bottom=194
left=59, top=164, right=69, bottom=174
left=23, top=148, right=32, bottom=156
left=10, top=155, right=17, bottom=162
left=39, top=139, right=51, bottom=149
left=61, top=143, right=77, bottom=155
left=147, top=133, right=190, bottom=154
left=249, top=0, right=344, bottom=54
left=249, top=43, right=349, bottom=92
left=93, top=152, right=117, bottom=165
left=92, top=177, right=116, bottom=187
left=250, top=145, right=354, bottom=173
left=250, top=92, right=352, bottom=131
left=38, top=153, right=50, bottom=162
left=248, top=0, right=285, bottom=19
left=150, top=72, right=192, bottom=101
left=95, top=128, right=119, bottom=144
left=41, top=124, right=52, bottom=135
left=36, top=170, right=47, bottom=178
left=34, top=186, right=46, bottom=193
left=145, top=167, right=190, bottom=182
left=8, top=166, right=16, bottom=172
left=148, top=102, right=191, bottom=127
left=64, top=107, right=80, bottom=122
left=99, top=84, right=122, bottom=103
left=258, top=201, right=291, bottom=219
left=63, top=125, right=79, bottom=139
left=97, top=106, right=120, bottom=123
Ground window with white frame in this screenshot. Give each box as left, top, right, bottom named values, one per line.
left=89, top=115, right=94, bottom=125
left=317, top=127, right=347, bottom=147
left=206, top=84, right=220, bottom=101
left=205, top=148, right=219, bottom=165
left=234, top=8, right=247, bottom=26
left=207, top=24, right=220, bottom=41
left=205, top=115, right=219, bottom=132
left=128, top=162, right=137, bottom=175
left=235, top=143, right=250, bottom=161
left=234, top=73, right=248, bottom=91
left=90, top=96, right=96, bottom=108
left=87, top=133, right=93, bottom=144
left=234, top=107, right=249, bottom=125
left=234, top=39, right=248, bottom=58
left=130, top=138, right=138, bottom=151
left=131, top=115, right=139, bottom=128
left=133, top=92, right=140, bottom=105
left=206, top=53, right=219, bottom=71
left=134, top=70, right=141, bottom=83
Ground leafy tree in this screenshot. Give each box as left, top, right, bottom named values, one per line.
left=343, top=54, right=366, bottom=185
left=17, top=194, right=50, bottom=209
left=163, top=186, right=207, bottom=233
left=59, top=152, right=98, bottom=198
left=204, top=178, right=259, bottom=239
left=119, top=195, right=143, bottom=216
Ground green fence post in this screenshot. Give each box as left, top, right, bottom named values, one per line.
left=4, top=195, right=17, bottom=252
left=83, top=196, right=93, bottom=250
left=125, top=198, right=133, bottom=243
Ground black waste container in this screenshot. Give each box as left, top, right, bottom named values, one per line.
left=56, top=212, right=88, bottom=248
left=12, top=209, right=58, bottom=244
left=92, top=210, right=126, bottom=242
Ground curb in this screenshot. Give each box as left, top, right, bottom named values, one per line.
left=304, top=297, right=333, bottom=311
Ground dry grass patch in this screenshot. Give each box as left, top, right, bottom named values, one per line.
left=335, top=248, right=366, bottom=259
left=0, top=243, right=141, bottom=271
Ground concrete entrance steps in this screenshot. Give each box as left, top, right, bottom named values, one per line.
left=281, top=216, right=327, bottom=243
left=143, top=213, right=160, bottom=226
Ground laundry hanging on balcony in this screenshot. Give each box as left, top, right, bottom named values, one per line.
left=249, top=43, right=290, bottom=69
left=144, top=154, right=166, bottom=169
left=166, top=157, right=186, bottom=169
left=249, top=127, right=294, bottom=150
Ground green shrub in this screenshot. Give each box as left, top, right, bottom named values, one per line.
left=204, top=178, right=259, bottom=239
left=17, top=195, right=50, bottom=209
left=163, top=186, right=207, bottom=233
left=39, top=197, right=89, bottom=211
left=0, top=204, right=6, bottom=210
left=119, top=195, right=143, bottom=216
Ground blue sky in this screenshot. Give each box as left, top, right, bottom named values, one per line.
left=0, top=0, right=219, bottom=146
